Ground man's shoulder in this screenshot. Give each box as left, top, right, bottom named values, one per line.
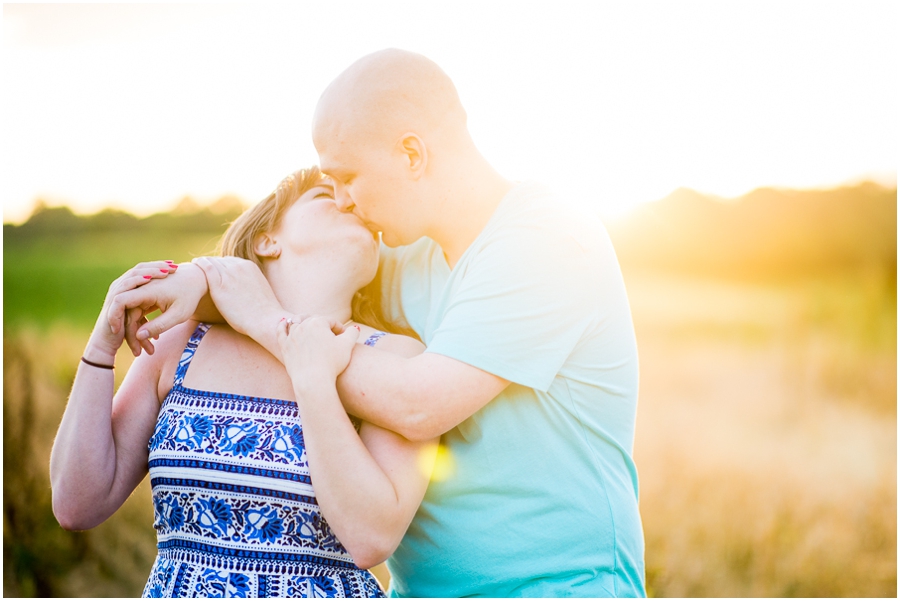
left=489, top=182, right=610, bottom=253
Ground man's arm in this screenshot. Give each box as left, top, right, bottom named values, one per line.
left=189, top=256, right=508, bottom=440
left=336, top=346, right=509, bottom=442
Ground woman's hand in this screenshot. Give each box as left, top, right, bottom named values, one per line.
left=276, top=316, right=361, bottom=389
left=86, top=261, right=178, bottom=361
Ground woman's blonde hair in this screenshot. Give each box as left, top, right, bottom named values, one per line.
left=216, top=166, right=418, bottom=339
left=217, top=166, right=324, bottom=268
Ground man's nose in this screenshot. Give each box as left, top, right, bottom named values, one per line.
left=333, top=188, right=355, bottom=213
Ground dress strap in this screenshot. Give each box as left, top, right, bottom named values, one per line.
left=173, top=323, right=212, bottom=386
left=363, top=331, right=387, bottom=347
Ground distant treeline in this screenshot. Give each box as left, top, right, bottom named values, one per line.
left=5, top=183, right=897, bottom=284
left=4, top=195, right=246, bottom=238
left=606, top=182, right=896, bottom=283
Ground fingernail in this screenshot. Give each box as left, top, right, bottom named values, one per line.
left=137, top=330, right=149, bottom=340
left=144, top=275, right=152, bottom=279
left=160, top=269, right=169, bottom=273
left=165, top=260, right=174, bottom=264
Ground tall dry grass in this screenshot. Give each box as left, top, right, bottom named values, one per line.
left=3, top=325, right=156, bottom=597
left=629, top=272, right=896, bottom=596
left=3, top=272, right=895, bottom=597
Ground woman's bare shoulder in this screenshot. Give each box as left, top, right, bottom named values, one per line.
left=152, top=320, right=203, bottom=398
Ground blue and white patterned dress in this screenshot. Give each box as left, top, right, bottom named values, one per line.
left=142, top=323, right=388, bottom=598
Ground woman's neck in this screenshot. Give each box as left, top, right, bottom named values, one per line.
left=262, top=255, right=357, bottom=325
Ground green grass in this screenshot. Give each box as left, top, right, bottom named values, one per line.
left=4, top=230, right=222, bottom=328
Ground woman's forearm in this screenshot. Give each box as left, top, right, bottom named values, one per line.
left=50, top=337, right=123, bottom=529
left=293, top=376, right=419, bottom=569
left=52, top=262, right=190, bottom=530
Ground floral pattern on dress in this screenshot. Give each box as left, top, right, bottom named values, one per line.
left=287, top=574, right=339, bottom=597
left=143, top=323, right=385, bottom=598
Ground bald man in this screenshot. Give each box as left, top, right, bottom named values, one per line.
left=115, top=49, right=646, bottom=597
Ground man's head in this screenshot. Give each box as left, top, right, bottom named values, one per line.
left=312, top=49, right=470, bottom=247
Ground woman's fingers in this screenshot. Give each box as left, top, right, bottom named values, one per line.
left=106, top=261, right=179, bottom=330
left=337, top=323, right=361, bottom=348
left=114, top=272, right=165, bottom=296
left=136, top=316, right=155, bottom=356
left=124, top=307, right=146, bottom=357
left=117, top=261, right=178, bottom=285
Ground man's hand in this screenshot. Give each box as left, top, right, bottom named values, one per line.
left=108, top=262, right=209, bottom=356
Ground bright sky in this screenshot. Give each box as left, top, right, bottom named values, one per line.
left=2, top=1, right=897, bottom=223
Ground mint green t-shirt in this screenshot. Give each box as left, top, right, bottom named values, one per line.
left=382, top=182, right=645, bottom=597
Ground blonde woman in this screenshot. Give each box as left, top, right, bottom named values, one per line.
left=50, top=167, right=436, bottom=598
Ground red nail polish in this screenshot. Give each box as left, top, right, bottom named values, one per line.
left=160, top=269, right=168, bottom=273
left=144, top=275, right=152, bottom=279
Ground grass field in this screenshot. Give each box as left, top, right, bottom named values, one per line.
left=3, top=229, right=896, bottom=596
left=626, top=272, right=896, bottom=596
left=3, top=229, right=222, bottom=329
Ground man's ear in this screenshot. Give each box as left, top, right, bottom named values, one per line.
left=398, top=133, right=427, bottom=179
left=253, top=232, right=281, bottom=260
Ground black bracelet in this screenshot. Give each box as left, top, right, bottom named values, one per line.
left=81, top=356, right=115, bottom=370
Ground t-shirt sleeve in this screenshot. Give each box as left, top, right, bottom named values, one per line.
left=426, top=225, right=600, bottom=392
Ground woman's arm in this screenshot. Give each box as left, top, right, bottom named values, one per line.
left=277, top=319, right=437, bottom=569
left=107, top=261, right=222, bottom=357
left=49, top=262, right=183, bottom=530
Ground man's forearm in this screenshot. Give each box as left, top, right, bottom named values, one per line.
left=335, top=347, right=508, bottom=442
left=336, top=345, right=429, bottom=439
